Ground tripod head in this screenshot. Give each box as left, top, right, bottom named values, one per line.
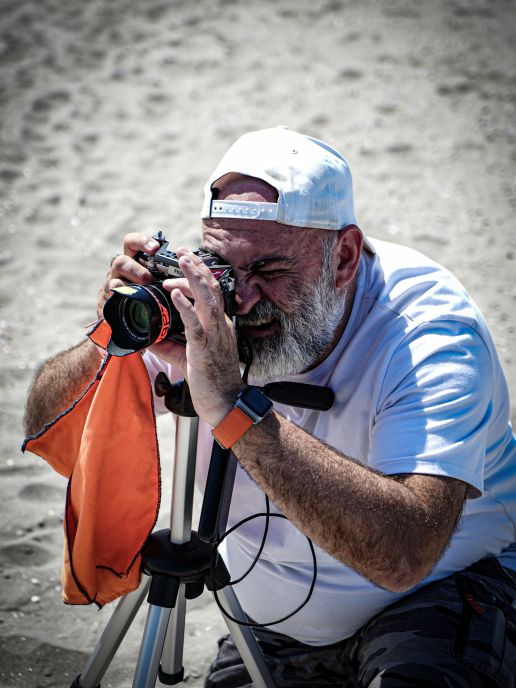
left=154, top=373, right=197, bottom=416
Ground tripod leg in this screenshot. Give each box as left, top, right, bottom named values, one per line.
left=159, top=583, right=187, bottom=684
left=74, top=576, right=151, bottom=688
left=219, top=587, right=275, bottom=688
left=132, top=603, right=172, bottom=688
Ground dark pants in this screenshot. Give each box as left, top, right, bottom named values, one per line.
left=204, top=558, right=516, bottom=687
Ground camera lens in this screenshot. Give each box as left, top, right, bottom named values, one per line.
left=118, top=298, right=151, bottom=343
left=126, top=300, right=151, bottom=335
left=103, top=282, right=181, bottom=356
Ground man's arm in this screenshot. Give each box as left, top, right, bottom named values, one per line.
left=23, top=339, right=103, bottom=436
left=232, top=412, right=467, bottom=593
left=24, top=233, right=161, bottom=437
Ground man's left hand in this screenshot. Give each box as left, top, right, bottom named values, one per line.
left=149, top=248, right=244, bottom=427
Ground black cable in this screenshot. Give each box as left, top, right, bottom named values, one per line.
left=222, top=496, right=271, bottom=586
left=210, top=497, right=318, bottom=628
left=210, top=494, right=272, bottom=588
left=238, top=336, right=253, bottom=385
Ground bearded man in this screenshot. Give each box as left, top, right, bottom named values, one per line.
left=24, top=127, right=516, bottom=687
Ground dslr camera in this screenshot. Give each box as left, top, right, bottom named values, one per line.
left=103, top=231, right=235, bottom=356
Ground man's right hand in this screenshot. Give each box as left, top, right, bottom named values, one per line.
left=97, top=233, right=161, bottom=319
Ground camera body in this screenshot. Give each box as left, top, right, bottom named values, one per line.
left=137, top=232, right=235, bottom=315
left=103, top=232, right=235, bottom=356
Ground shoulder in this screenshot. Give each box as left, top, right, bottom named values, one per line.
left=362, top=239, right=493, bottom=345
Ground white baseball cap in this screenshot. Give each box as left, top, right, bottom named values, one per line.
left=201, top=126, right=374, bottom=252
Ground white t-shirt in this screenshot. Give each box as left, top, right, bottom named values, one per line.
left=143, top=238, right=516, bottom=645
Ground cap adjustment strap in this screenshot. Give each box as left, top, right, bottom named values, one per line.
left=209, top=200, right=278, bottom=221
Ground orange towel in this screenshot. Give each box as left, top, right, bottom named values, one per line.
left=22, top=320, right=161, bottom=607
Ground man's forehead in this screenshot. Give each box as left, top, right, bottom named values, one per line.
left=203, top=216, right=282, bottom=233
left=213, top=173, right=278, bottom=204
left=202, top=217, right=324, bottom=258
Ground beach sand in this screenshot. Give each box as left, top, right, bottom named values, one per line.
left=1, top=0, right=515, bottom=685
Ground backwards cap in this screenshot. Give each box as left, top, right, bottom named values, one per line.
left=202, top=126, right=374, bottom=252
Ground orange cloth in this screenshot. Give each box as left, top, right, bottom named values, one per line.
left=22, top=321, right=161, bottom=606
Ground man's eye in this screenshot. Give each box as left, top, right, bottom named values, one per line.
left=256, top=268, right=286, bottom=277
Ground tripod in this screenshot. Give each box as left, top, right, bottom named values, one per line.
left=71, top=377, right=334, bottom=688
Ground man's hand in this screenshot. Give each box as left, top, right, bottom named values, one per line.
left=97, top=233, right=161, bottom=319
left=149, top=248, right=244, bottom=427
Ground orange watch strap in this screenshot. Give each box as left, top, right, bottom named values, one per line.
left=212, top=406, right=255, bottom=449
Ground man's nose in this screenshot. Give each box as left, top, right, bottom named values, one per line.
left=235, top=279, right=263, bottom=315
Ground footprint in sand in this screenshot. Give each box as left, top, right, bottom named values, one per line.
left=0, top=539, right=55, bottom=567
left=18, top=482, right=64, bottom=502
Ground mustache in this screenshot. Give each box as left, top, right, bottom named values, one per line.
left=235, top=300, right=284, bottom=327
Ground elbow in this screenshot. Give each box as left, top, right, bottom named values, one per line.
left=375, top=558, right=435, bottom=593
left=358, top=543, right=437, bottom=593
left=380, top=575, right=422, bottom=594
left=337, top=552, right=432, bottom=593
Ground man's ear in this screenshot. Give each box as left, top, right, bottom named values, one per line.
left=334, top=225, right=363, bottom=289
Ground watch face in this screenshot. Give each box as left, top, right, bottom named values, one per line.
left=242, top=386, right=273, bottom=416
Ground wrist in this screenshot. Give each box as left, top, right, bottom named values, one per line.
left=210, top=383, right=245, bottom=426
left=212, top=386, right=273, bottom=450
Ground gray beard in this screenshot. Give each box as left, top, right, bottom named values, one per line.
left=236, top=273, right=349, bottom=380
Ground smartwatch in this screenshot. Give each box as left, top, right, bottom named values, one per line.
left=212, top=386, right=273, bottom=449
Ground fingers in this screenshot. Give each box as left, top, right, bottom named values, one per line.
left=96, top=255, right=152, bottom=319
left=96, top=233, right=161, bottom=319
left=122, top=233, right=161, bottom=258
left=109, top=233, right=162, bottom=289
left=166, top=250, right=224, bottom=329
left=97, top=277, right=125, bottom=318
left=110, top=253, right=153, bottom=284
left=111, top=232, right=161, bottom=282
left=170, top=288, right=207, bottom=343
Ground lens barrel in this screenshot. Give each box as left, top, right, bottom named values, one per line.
left=102, top=245, right=235, bottom=356
left=103, top=282, right=182, bottom=356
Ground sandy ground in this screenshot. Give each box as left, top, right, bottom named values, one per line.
left=1, top=0, right=515, bottom=685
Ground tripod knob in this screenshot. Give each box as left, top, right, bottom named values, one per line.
left=154, top=375, right=197, bottom=416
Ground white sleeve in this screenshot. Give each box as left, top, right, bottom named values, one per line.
left=142, top=349, right=183, bottom=416
left=369, top=321, right=494, bottom=498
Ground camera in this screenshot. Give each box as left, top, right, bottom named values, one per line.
left=103, top=231, right=235, bottom=356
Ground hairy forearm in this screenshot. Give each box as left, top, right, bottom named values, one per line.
left=24, top=339, right=103, bottom=436
left=233, top=411, right=465, bottom=592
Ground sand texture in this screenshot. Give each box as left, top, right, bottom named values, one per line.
left=1, top=0, right=515, bottom=685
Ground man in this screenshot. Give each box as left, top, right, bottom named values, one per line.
left=24, top=127, right=516, bottom=686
